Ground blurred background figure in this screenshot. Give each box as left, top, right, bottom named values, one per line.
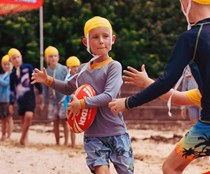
left=42, top=46, right=69, bottom=146
left=64, top=56, right=81, bottom=148
left=8, top=48, right=42, bottom=146
left=180, top=66, right=200, bottom=124
left=0, top=54, right=13, bottom=141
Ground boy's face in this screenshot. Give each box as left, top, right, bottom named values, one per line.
left=10, top=54, right=22, bottom=68
left=86, top=27, right=116, bottom=57
left=68, top=66, right=79, bottom=75
left=45, top=54, right=59, bottom=67
left=1, top=61, right=11, bottom=72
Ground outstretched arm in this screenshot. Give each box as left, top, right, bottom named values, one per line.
left=123, top=65, right=193, bottom=106
left=109, top=65, right=195, bottom=115
left=31, top=68, right=53, bottom=86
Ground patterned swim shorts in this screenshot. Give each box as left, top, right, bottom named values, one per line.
left=175, top=120, right=210, bottom=160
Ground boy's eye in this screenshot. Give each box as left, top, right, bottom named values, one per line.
left=92, top=36, right=99, bottom=39
left=103, top=33, right=109, bottom=37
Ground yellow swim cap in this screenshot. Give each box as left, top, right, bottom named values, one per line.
left=1, top=55, right=10, bottom=64
left=84, top=16, right=112, bottom=37
left=8, top=48, right=21, bottom=58
left=66, top=56, right=81, bottom=67
left=192, top=0, right=210, bottom=4
left=44, top=46, right=59, bottom=57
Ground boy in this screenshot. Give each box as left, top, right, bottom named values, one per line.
left=109, top=1, right=210, bottom=173
left=0, top=54, right=13, bottom=141
left=31, top=16, right=134, bottom=174
left=64, top=56, right=81, bottom=148
left=8, top=48, right=42, bottom=145
left=42, top=46, right=69, bottom=146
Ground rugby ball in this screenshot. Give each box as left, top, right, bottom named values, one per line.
left=67, top=84, right=97, bottom=133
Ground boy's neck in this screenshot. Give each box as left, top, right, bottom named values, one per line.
left=15, top=64, right=22, bottom=69
left=49, top=63, right=58, bottom=69
left=93, top=55, right=109, bottom=63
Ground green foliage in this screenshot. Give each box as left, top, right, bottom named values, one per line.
left=0, top=0, right=186, bottom=77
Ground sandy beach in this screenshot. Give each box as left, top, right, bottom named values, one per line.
left=0, top=122, right=209, bottom=174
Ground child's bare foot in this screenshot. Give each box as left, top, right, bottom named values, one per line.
left=20, top=138, right=26, bottom=146
left=1, top=136, right=6, bottom=141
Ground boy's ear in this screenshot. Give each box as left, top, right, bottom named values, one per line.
left=82, top=37, right=87, bottom=46
left=112, top=35, right=116, bottom=44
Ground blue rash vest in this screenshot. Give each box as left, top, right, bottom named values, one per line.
left=127, top=18, right=210, bottom=122
left=0, top=72, right=10, bottom=103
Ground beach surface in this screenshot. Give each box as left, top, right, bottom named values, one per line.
left=0, top=122, right=209, bottom=174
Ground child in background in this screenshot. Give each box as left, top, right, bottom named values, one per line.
left=8, top=48, right=42, bottom=145
left=32, top=16, right=134, bottom=174
left=42, top=46, right=69, bottom=146
left=180, top=66, right=200, bottom=124
left=0, top=55, right=13, bottom=141
left=64, top=56, right=81, bottom=148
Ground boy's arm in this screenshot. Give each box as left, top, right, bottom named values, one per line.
left=84, top=61, right=123, bottom=108
left=123, top=65, right=194, bottom=106
left=9, top=74, right=16, bottom=105
left=0, top=75, right=10, bottom=87
left=34, top=82, right=42, bottom=95
left=31, top=67, right=76, bottom=95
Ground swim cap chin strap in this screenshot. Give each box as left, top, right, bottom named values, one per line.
left=180, top=0, right=192, bottom=30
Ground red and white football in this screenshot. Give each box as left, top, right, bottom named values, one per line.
left=67, top=84, right=97, bottom=133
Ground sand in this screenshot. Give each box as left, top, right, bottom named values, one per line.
left=0, top=122, right=209, bottom=174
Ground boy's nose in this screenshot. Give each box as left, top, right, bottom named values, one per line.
left=99, top=37, right=103, bottom=44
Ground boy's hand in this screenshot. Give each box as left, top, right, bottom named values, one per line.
left=109, top=98, right=127, bottom=115
left=40, top=103, right=47, bottom=110
left=31, top=68, right=48, bottom=84
left=123, top=64, right=152, bottom=88
left=67, top=95, right=82, bottom=118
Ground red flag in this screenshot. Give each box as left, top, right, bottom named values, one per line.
left=0, top=0, right=43, bottom=15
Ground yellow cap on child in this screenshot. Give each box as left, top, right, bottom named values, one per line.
left=192, top=0, right=210, bottom=4
left=44, top=46, right=59, bottom=57
left=66, top=56, right=81, bottom=67
left=84, top=16, right=112, bottom=37
left=8, top=48, right=21, bottom=58
left=1, top=55, right=10, bottom=64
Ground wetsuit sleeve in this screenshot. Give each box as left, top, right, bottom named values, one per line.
left=127, top=32, right=195, bottom=108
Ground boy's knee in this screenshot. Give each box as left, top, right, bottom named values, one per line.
left=162, top=161, right=169, bottom=174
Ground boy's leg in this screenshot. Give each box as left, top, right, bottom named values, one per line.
left=6, top=116, right=13, bottom=139
left=95, top=165, right=111, bottom=174
left=162, top=149, right=191, bottom=174
left=53, top=120, right=60, bottom=145
left=61, top=119, right=69, bottom=145
left=20, top=111, right=33, bottom=145
left=1, top=118, right=7, bottom=141
left=70, top=130, right=76, bottom=148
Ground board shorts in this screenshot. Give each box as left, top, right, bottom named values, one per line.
left=18, top=107, right=34, bottom=116
left=84, top=133, right=134, bottom=174
left=17, top=98, right=35, bottom=116
left=175, top=120, right=210, bottom=160
left=0, top=102, right=10, bottom=119
left=48, top=102, right=66, bottom=121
